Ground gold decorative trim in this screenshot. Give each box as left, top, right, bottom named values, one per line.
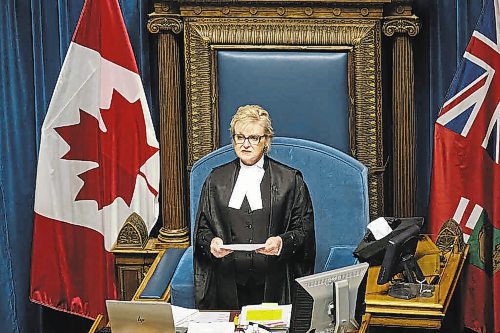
left=115, top=213, right=149, bottom=249
left=88, top=314, right=105, bottom=333
left=211, top=45, right=353, bottom=52
left=157, top=226, right=190, bottom=247
left=382, top=16, right=420, bottom=37
left=184, top=17, right=385, bottom=217
left=148, top=15, right=183, bottom=34
left=154, top=2, right=171, bottom=14
left=181, top=4, right=385, bottom=19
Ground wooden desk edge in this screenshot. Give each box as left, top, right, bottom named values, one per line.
left=358, top=313, right=371, bottom=333
left=441, top=244, right=469, bottom=313
left=88, top=314, right=105, bottom=333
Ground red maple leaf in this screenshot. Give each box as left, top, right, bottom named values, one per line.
left=55, top=89, right=159, bottom=209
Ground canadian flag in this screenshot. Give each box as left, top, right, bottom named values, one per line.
left=30, top=0, right=159, bottom=319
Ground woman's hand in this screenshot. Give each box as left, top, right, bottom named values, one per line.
left=256, top=236, right=282, bottom=256
left=210, top=237, right=233, bottom=258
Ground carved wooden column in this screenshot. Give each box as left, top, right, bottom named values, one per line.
left=148, top=3, right=189, bottom=246
left=383, top=1, right=420, bottom=217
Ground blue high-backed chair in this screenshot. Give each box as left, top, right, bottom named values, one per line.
left=170, top=137, right=369, bottom=308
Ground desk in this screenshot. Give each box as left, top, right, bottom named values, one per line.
left=364, top=236, right=468, bottom=330
left=89, top=310, right=371, bottom=333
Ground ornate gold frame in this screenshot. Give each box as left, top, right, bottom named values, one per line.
left=183, top=17, right=384, bottom=217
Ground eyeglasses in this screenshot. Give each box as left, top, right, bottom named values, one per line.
left=233, top=134, right=267, bottom=145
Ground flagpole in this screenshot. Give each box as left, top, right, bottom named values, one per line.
left=148, top=4, right=190, bottom=247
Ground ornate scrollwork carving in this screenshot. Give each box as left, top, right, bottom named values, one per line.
left=382, top=17, right=420, bottom=37
left=147, top=16, right=183, bottom=34
left=116, top=213, right=149, bottom=249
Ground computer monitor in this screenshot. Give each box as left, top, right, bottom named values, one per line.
left=289, top=262, right=369, bottom=333
left=376, top=223, right=424, bottom=286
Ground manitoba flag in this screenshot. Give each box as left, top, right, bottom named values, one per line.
left=428, top=0, right=500, bottom=332
left=30, top=0, right=159, bottom=319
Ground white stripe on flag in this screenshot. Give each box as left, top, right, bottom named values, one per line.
left=453, top=197, right=470, bottom=223
left=465, top=204, right=483, bottom=230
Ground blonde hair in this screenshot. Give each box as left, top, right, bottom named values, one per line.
left=230, top=105, right=274, bottom=138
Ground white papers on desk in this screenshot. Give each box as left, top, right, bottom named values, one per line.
left=171, top=305, right=198, bottom=327
left=187, top=322, right=235, bottom=333
left=189, top=311, right=231, bottom=323
left=220, top=243, right=266, bottom=251
left=172, top=305, right=231, bottom=328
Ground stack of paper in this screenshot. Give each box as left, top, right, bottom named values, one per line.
left=172, top=304, right=231, bottom=328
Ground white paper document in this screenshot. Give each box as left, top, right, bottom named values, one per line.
left=172, top=304, right=231, bottom=328
left=189, top=311, right=231, bottom=323
left=220, top=243, right=266, bottom=251
left=171, top=305, right=198, bottom=327
left=367, top=217, right=393, bottom=240
left=187, top=322, right=235, bottom=333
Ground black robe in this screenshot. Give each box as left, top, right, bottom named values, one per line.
left=194, top=156, right=315, bottom=309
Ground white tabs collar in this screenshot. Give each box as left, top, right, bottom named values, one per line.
left=228, top=156, right=265, bottom=211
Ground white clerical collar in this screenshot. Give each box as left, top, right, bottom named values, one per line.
left=228, top=156, right=266, bottom=211
left=240, top=155, right=265, bottom=170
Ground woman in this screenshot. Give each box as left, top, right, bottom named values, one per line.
left=194, top=105, right=315, bottom=309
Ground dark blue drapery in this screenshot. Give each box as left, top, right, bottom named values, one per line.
left=0, top=0, right=484, bottom=332
left=0, top=1, right=155, bottom=332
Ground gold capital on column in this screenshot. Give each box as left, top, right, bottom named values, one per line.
left=147, top=16, right=183, bottom=35
left=148, top=2, right=183, bottom=35
left=382, top=16, right=420, bottom=37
